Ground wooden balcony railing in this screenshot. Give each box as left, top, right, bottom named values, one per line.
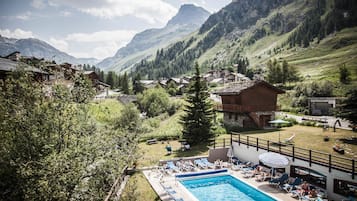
left=214, top=104, right=279, bottom=112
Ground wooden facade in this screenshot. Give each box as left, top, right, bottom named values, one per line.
left=215, top=81, right=284, bottom=128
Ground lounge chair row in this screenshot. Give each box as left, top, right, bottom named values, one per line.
left=164, top=158, right=217, bottom=173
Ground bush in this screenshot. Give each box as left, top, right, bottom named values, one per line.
left=137, top=88, right=170, bottom=117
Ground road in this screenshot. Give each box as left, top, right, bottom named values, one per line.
left=277, top=112, right=352, bottom=130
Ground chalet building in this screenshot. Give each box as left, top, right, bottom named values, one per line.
left=139, top=80, right=158, bottom=89
left=83, top=71, right=110, bottom=93
left=214, top=80, right=284, bottom=128
left=2, top=51, right=21, bottom=61
left=0, top=57, right=49, bottom=81
left=307, top=97, right=341, bottom=116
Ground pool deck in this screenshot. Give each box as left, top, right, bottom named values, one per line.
left=143, top=167, right=299, bottom=201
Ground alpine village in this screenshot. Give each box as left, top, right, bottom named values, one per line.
left=1, top=0, right=357, bottom=201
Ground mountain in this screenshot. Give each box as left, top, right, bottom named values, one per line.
left=133, top=0, right=357, bottom=84
left=97, top=4, right=210, bottom=72
left=0, top=35, right=98, bottom=65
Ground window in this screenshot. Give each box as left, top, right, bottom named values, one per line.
left=228, top=113, right=232, bottom=119
left=334, top=179, right=357, bottom=197
left=290, top=166, right=326, bottom=189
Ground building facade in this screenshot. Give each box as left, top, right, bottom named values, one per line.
left=214, top=80, right=284, bottom=128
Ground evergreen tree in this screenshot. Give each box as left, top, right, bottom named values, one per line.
left=106, top=71, right=115, bottom=89
left=121, top=72, right=130, bottom=94
left=132, top=73, right=144, bottom=94
left=181, top=63, right=214, bottom=145
left=337, top=89, right=357, bottom=126
left=339, top=64, right=351, bottom=84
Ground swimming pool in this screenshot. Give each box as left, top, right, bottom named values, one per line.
left=179, top=173, right=277, bottom=201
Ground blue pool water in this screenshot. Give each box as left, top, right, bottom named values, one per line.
left=180, top=175, right=276, bottom=201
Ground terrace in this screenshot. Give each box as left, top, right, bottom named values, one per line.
left=143, top=160, right=301, bottom=201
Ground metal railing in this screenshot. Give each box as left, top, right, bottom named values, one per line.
left=210, top=134, right=356, bottom=179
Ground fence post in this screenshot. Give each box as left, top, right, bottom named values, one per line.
left=230, top=133, right=233, bottom=146
left=292, top=146, right=295, bottom=162
left=279, top=143, right=281, bottom=154
left=223, top=139, right=225, bottom=148
left=247, top=136, right=249, bottom=148
left=267, top=140, right=270, bottom=152
left=309, top=150, right=312, bottom=167
left=353, top=160, right=355, bottom=180
left=329, top=154, right=331, bottom=173
left=238, top=134, right=240, bottom=145
left=256, top=138, right=259, bottom=151
left=214, top=140, right=216, bottom=149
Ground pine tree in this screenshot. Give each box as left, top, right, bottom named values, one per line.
left=132, top=73, right=144, bottom=94
left=180, top=63, right=214, bottom=145
left=337, top=89, right=357, bottom=126
left=121, top=72, right=130, bottom=94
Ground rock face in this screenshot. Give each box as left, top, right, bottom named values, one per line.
left=97, top=4, right=210, bottom=72
left=0, top=35, right=98, bottom=65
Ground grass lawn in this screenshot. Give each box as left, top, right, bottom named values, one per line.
left=217, top=125, right=357, bottom=159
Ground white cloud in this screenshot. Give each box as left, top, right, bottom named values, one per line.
left=51, top=29, right=137, bottom=59
left=60, top=11, right=71, bottom=17
left=15, top=12, right=32, bottom=20
left=0, top=28, right=34, bottom=39
left=49, top=0, right=177, bottom=24
left=65, top=30, right=136, bottom=43
left=48, top=37, right=69, bottom=52
left=31, top=0, right=46, bottom=9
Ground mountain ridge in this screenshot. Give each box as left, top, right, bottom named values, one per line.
left=0, top=35, right=98, bottom=65
left=132, top=0, right=357, bottom=84
left=97, top=4, right=210, bottom=72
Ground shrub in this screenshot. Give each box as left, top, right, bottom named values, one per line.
left=137, top=88, right=170, bottom=117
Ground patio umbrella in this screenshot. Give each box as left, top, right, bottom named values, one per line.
left=269, top=119, right=290, bottom=143
left=259, top=152, right=290, bottom=176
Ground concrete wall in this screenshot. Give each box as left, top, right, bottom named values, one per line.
left=231, top=141, right=356, bottom=201
left=208, top=147, right=229, bottom=162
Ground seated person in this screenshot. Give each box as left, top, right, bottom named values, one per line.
left=301, top=181, right=310, bottom=196
left=308, top=189, right=318, bottom=198
left=253, top=165, right=262, bottom=175
left=291, top=181, right=310, bottom=198
left=166, top=143, right=172, bottom=155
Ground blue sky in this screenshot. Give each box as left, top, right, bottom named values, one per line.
left=0, top=0, right=230, bottom=60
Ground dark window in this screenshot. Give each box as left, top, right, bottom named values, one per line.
left=229, top=113, right=232, bottom=119
left=334, top=179, right=357, bottom=197
left=290, top=166, right=326, bottom=189
left=235, top=114, right=238, bottom=121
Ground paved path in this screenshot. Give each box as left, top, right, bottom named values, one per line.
left=277, top=112, right=352, bottom=130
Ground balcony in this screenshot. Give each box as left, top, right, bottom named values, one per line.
left=214, top=104, right=279, bottom=112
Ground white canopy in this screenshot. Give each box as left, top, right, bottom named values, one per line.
left=259, top=152, right=290, bottom=168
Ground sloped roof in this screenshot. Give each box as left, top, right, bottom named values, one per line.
left=214, top=80, right=284, bottom=95
left=0, top=58, right=48, bottom=74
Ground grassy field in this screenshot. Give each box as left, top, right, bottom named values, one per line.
left=88, top=99, right=123, bottom=124
left=217, top=125, right=357, bottom=159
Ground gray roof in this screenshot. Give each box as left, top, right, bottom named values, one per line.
left=0, top=58, right=48, bottom=74
left=214, top=80, right=284, bottom=95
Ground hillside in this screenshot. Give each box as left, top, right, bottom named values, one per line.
left=133, top=0, right=357, bottom=85
left=0, top=36, right=98, bottom=65
left=97, top=4, right=210, bottom=72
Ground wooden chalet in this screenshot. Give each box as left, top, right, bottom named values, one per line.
left=214, top=80, right=284, bottom=128
left=83, top=71, right=110, bottom=92
left=0, top=57, right=49, bottom=81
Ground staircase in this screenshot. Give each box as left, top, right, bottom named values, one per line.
left=247, top=112, right=260, bottom=128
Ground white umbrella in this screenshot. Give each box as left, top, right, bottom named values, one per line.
left=269, top=119, right=290, bottom=143
left=259, top=152, right=290, bottom=176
